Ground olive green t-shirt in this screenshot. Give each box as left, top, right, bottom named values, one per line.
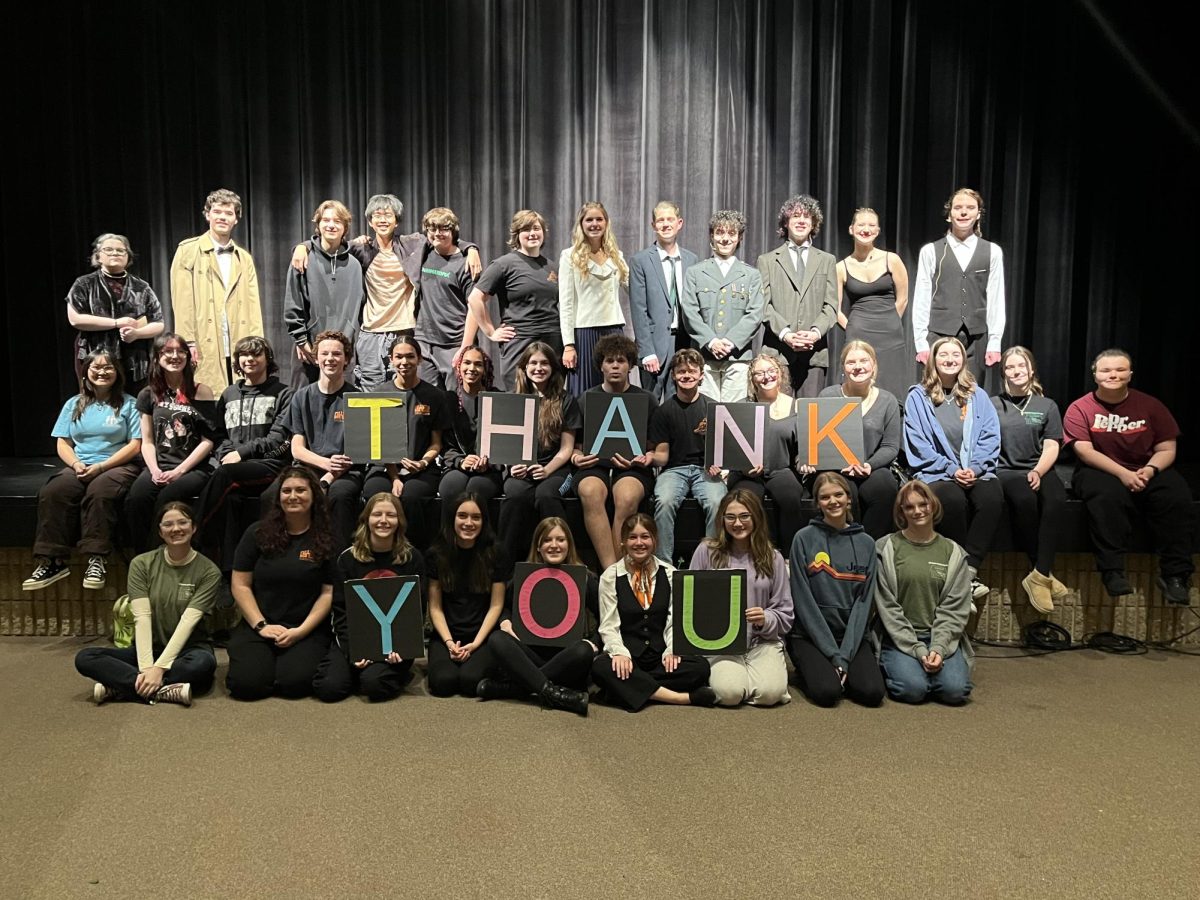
left=127, top=548, right=221, bottom=652
left=891, top=532, right=954, bottom=633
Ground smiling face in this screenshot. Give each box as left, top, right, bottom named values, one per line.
left=237, top=349, right=268, bottom=383
left=158, top=508, right=195, bottom=549
left=843, top=347, right=875, bottom=388
left=538, top=525, right=570, bottom=565
left=370, top=206, right=397, bottom=241
left=524, top=350, right=552, bottom=390
left=453, top=500, right=483, bottom=546
left=787, top=212, right=814, bottom=245
left=426, top=221, right=455, bottom=255
left=1003, top=352, right=1032, bottom=395
left=948, top=192, right=980, bottom=237
left=518, top=221, right=544, bottom=255
left=390, top=342, right=420, bottom=386
left=96, top=239, right=130, bottom=276
left=580, top=207, right=607, bottom=244
left=751, top=358, right=782, bottom=398
left=672, top=362, right=702, bottom=393
left=849, top=211, right=879, bottom=248
left=899, top=489, right=933, bottom=530
left=205, top=202, right=239, bottom=241
left=623, top=523, right=656, bottom=564
left=722, top=500, right=755, bottom=543
left=711, top=224, right=741, bottom=260
left=459, top=348, right=486, bottom=389
left=159, top=339, right=189, bottom=375
left=367, top=498, right=400, bottom=544
left=817, top=481, right=849, bottom=524
left=1093, top=354, right=1133, bottom=393
left=279, top=477, right=313, bottom=517
left=653, top=208, right=682, bottom=245
left=318, top=208, right=346, bottom=248
left=317, top=338, right=348, bottom=378
left=934, top=342, right=964, bottom=381
left=86, top=354, right=118, bottom=394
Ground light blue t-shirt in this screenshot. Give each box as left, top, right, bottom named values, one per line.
left=51, top=394, right=140, bottom=465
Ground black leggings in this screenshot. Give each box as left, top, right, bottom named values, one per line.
left=929, top=478, right=1002, bottom=570
left=788, top=634, right=885, bottom=707
left=843, top=467, right=900, bottom=540
left=728, top=469, right=807, bottom=550
left=311, top=644, right=414, bottom=702
left=225, top=623, right=331, bottom=700
left=590, top=647, right=710, bottom=711
left=425, top=639, right=497, bottom=697
left=997, top=468, right=1066, bottom=575
left=486, top=630, right=594, bottom=693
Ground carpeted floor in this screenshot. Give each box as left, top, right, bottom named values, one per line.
left=2, top=637, right=1198, bottom=899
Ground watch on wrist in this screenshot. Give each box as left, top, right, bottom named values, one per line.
left=253, top=619, right=267, bottom=632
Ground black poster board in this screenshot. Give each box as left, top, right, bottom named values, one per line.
left=582, top=391, right=651, bottom=458
left=344, top=575, right=425, bottom=661
left=670, top=569, right=747, bottom=655
left=704, top=402, right=768, bottom=470
left=794, top=397, right=865, bottom=470
left=478, top=392, right=541, bottom=465
left=510, top=563, right=588, bottom=648
left=344, top=392, right=409, bottom=463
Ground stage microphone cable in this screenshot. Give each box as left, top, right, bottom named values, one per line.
left=1085, top=631, right=1146, bottom=654
left=1023, top=621, right=1074, bottom=652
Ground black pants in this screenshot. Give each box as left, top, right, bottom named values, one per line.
left=929, top=478, right=1002, bottom=570
left=321, top=469, right=365, bottom=549
left=425, top=639, right=497, bottom=697
left=195, top=460, right=281, bottom=572
left=486, top=630, right=595, bottom=693
left=843, top=467, right=899, bottom=540
left=225, top=622, right=331, bottom=700
left=362, top=469, right=440, bottom=550
left=788, top=634, right=885, bottom=708
left=312, top=644, right=414, bottom=702
left=439, top=468, right=503, bottom=507
left=124, top=466, right=213, bottom=553
left=590, top=646, right=710, bottom=711
left=728, top=469, right=807, bottom=551
left=498, top=473, right=568, bottom=562
left=1072, top=466, right=1196, bottom=578
left=997, top=468, right=1066, bottom=575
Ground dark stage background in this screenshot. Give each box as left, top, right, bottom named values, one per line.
left=6, top=0, right=1197, bottom=458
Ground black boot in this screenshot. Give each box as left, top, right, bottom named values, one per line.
left=689, top=686, right=718, bottom=708
left=476, top=677, right=526, bottom=700
left=538, top=682, right=589, bottom=716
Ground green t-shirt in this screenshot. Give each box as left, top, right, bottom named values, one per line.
left=127, top=548, right=221, bottom=652
left=891, top=532, right=954, bottom=633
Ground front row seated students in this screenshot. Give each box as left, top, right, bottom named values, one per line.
left=651, top=347, right=726, bottom=566
left=477, top=517, right=596, bottom=715
left=572, top=333, right=658, bottom=570
left=360, top=335, right=450, bottom=551
left=124, top=332, right=216, bottom=554
left=688, top=490, right=793, bottom=707
left=425, top=493, right=510, bottom=698
left=496, top=342, right=580, bottom=563
left=226, top=466, right=337, bottom=701
left=680, top=208, right=765, bottom=402
left=591, top=514, right=716, bottom=711
left=26, top=349, right=141, bottom=592
left=439, top=346, right=504, bottom=506
left=875, top=480, right=974, bottom=705
left=195, top=335, right=293, bottom=578
left=75, top=502, right=220, bottom=706
left=904, top=335, right=1001, bottom=601
left=788, top=472, right=885, bottom=708
left=1063, top=348, right=1196, bottom=605
left=283, top=329, right=362, bottom=549
left=313, top=493, right=426, bottom=703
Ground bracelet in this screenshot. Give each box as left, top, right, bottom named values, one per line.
left=253, top=619, right=267, bottom=632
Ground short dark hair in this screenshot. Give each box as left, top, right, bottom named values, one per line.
left=593, top=333, right=638, bottom=369
left=669, top=348, right=704, bottom=372
left=233, top=335, right=278, bottom=376
left=1091, top=347, right=1133, bottom=372
left=709, top=209, right=747, bottom=238
left=204, top=188, right=242, bottom=217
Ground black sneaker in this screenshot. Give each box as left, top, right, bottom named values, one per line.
left=689, top=686, right=718, bottom=708
left=22, top=559, right=69, bottom=591
left=1158, top=575, right=1192, bottom=606
left=82, top=555, right=107, bottom=590
left=1101, top=570, right=1133, bottom=597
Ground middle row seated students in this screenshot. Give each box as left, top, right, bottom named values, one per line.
left=651, top=348, right=726, bottom=567
left=361, top=336, right=451, bottom=551
left=438, top=346, right=504, bottom=506
left=572, top=334, right=659, bottom=569
left=680, top=209, right=765, bottom=403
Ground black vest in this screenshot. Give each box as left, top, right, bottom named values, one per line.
left=615, top=566, right=672, bottom=659
left=928, top=237, right=991, bottom=336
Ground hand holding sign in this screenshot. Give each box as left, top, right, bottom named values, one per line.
left=511, top=563, right=588, bottom=647
left=794, top=398, right=865, bottom=471
left=671, top=569, right=748, bottom=655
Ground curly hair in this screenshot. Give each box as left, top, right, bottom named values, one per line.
left=454, top=346, right=496, bottom=415
left=748, top=351, right=793, bottom=401
left=514, top=342, right=567, bottom=451
left=776, top=195, right=824, bottom=240
left=592, top=333, right=637, bottom=371
left=704, top=489, right=776, bottom=579
left=568, top=201, right=629, bottom=286
left=255, top=466, right=335, bottom=561
left=204, top=188, right=242, bottom=217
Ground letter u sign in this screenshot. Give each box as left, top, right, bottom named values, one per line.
left=671, top=570, right=748, bottom=655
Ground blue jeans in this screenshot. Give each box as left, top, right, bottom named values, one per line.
left=654, top=465, right=727, bottom=565
left=879, top=634, right=972, bottom=705
left=74, top=645, right=217, bottom=702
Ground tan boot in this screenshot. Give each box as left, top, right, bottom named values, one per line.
left=1021, top=569, right=1055, bottom=613
left=1048, top=573, right=1071, bottom=602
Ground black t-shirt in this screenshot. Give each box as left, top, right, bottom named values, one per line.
left=415, top=249, right=476, bottom=346
left=427, top=543, right=513, bottom=643
left=136, top=387, right=215, bottom=470
left=992, top=393, right=1063, bottom=471
left=475, top=252, right=560, bottom=336
left=649, top=392, right=711, bottom=469
left=529, top=392, right=583, bottom=466
left=582, top=384, right=658, bottom=471
left=332, top=546, right=426, bottom=647
left=282, top=380, right=354, bottom=458
left=372, top=379, right=452, bottom=464
left=233, top=524, right=337, bottom=629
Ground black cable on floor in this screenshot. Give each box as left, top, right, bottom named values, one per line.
left=1085, top=631, right=1147, bottom=654
left=1024, top=621, right=1074, bottom=651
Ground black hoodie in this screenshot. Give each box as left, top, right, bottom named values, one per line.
left=214, top=375, right=294, bottom=463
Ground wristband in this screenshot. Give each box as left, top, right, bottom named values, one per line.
left=253, top=619, right=267, bottom=632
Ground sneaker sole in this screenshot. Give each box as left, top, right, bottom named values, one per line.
left=22, top=568, right=70, bottom=591
left=82, top=577, right=107, bottom=590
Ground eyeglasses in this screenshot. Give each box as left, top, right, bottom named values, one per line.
left=751, top=370, right=778, bottom=381
left=426, top=225, right=453, bottom=234
left=99, top=247, right=128, bottom=256
left=161, top=348, right=188, bottom=358
left=370, top=211, right=396, bottom=220
left=723, top=513, right=753, bottom=524
left=88, top=366, right=116, bottom=375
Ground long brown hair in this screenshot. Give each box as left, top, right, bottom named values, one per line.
left=1000, top=345, right=1044, bottom=397
left=527, top=517, right=585, bottom=567
left=350, top=493, right=413, bottom=565
left=147, top=332, right=198, bottom=403
left=813, top=472, right=856, bottom=524
left=920, top=336, right=976, bottom=407
left=704, top=489, right=776, bottom=579
left=255, top=466, right=335, bottom=560
left=514, top=341, right=567, bottom=450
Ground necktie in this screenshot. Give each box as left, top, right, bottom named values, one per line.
left=668, top=256, right=680, bottom=330
left=792, top=244, right=806, bottom=283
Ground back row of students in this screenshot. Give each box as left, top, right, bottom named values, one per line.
left=31, top=319, right=1194, bottom=630
left=69, top=186, right=997, bottom=404
left=71, top=465, right=972, bottom=712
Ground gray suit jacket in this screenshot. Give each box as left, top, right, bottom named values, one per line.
left=627, top=243, right=700, bottom=364
left=758, top=243, right=838, bottom=367
left=680, top=257, right=765, bottom=363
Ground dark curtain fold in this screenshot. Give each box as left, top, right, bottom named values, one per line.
left=6, top=0, right=1196, bottom=456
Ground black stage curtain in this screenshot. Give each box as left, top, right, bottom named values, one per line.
left=5, top=1, right=1197, bottom=457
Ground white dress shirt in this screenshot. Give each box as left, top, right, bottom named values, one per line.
left=912, top=232, right=1006, bottom=354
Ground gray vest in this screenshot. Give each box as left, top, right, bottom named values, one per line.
left=928, top=237, right=991, bottom=336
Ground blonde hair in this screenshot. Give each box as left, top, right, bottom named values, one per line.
left=350, top=493, right=414, bottom=565
left=569, top=201, right=628, bottom=286
left=748, top=351, right=792, bottom=401
left=921, top=336, right=976, bottom=407
left=1001, top=345, right=1044, bottom=397
left=840, top=340, right=878, bottom=387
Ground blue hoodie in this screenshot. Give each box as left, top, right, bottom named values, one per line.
left=903, top=384, right=1000, bottom=483
left=788, top=516, right=877, bottom=670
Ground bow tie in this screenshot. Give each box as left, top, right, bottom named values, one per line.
left=216, top=245, right=235, bottom=255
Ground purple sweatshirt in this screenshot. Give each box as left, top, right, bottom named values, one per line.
left=687, top=543, right=794, bottom=648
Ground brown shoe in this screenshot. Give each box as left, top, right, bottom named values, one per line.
left=1021, top=570, right=1055, bottom=613
left=1048, top=573, right=1071, bottom=602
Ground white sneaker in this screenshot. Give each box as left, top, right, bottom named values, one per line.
left=82, top=555, right=107, bottom=590
left=971, top=579, right=990, bottom=602
left=92, top=682, right=116, bottom=705
left=154, top=683, right=192, bottom=707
